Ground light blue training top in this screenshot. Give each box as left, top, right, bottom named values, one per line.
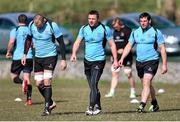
left=78, top=23, right=113, bottom=61
left=10, top=26, right=33, bottom=60
left=129, top=26, right=165, bottom=62
left=29, top=21, right=62, bottom=58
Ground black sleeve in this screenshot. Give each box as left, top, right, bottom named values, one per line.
left=56, top=35, right=66, bottom=60
left=24, top=35, right=32, bottom=55
left=126, top=26, right=132, bottom=40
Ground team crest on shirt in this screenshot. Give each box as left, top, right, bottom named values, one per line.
left=120, top=32, right=124, bottom=37
left=97, top=33, right=102, bottom=37
left=147, top=67, right=152, bottom=72
left=116, top=36, right=120, bottom=40
left=115, top=36, right=123, bottom=42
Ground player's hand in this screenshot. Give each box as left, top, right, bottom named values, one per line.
left=21, top=54, right=27, bottom=66
left=161, top=64, right=167, bottom=74
left=70, top=54, right=77, bottom=63
left=60, top=60, right=67, bottom=71
left=112, top=60, right=119, bottom=70
left=6, top=52, right=12, bottom=59
left=118, top=58, right=124, bottom=67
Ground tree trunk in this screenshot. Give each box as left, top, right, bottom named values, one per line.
left=160, top=0, right=176, bottom=22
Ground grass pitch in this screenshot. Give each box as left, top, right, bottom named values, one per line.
left=0, top=78, right=180, bottom=121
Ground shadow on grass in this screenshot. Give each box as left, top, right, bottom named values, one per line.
left=51, top=108, right=180, bottom=116
left=32, top=99, right=68, bottom=106
left=52, top=110, right=137, bottom=116
left=159, top=108, right=180, bottom=112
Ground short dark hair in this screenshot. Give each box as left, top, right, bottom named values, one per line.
left=33, top=14, right=45, bottom=23
left=88, top=10, right=99, bottom=19
left=139, top=12, right=152, bottom=21
left=18, top=14, right=27, bottom=23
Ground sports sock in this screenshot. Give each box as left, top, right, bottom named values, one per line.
left=130, top=88, right=135, bottom=93
left=27, top=84, right=32, bottom=100
left=151, top=99, right=158, bottom=105
left=140, top=102, right=146, bottom=108
left=110, top=88, right=115, bottom=94
left=38, top=85, right=53, bottom=105
left=44, top=85, right=52, bottom=109
left=38, top=85, right=45, bottom=97
left=96, top=91, right=101, bottom=109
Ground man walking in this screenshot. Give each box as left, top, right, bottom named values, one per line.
left=71, top=10, right=118, bottom=115
left=105, top=17, right=136, bottom=99
left=22, top=14, right=67, bottom=116
left=6, top=14, right=33, bottom=105
left=119, top=12, right=167, bottom=112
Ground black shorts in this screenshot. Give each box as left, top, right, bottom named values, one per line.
left=84, top=58, right=106, bottom=80
left=34, top=55, right=58, bottom=72
left=136, top=59, right=159, bottom=78
left=117, top=52, right=133, bottom=66
left=11, top=59, right=33, bottom=75
left=84, top=58, right=106, bottom=71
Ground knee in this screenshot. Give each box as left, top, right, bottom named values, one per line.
left=124, top=68, right=132, bottom=77
left=111, top=65, right=120, bottom=73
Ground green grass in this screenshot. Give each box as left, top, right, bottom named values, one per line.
left=0, top=78, right=180, bottom=121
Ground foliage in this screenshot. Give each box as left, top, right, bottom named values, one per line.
left=0, top=0, right=179, bottom=25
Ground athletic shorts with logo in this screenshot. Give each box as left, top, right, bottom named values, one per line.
left=136, top=59, right=159, bottom=78
left=34, top=55, right=58, bottom=72
left=84, top=58, right=106, bottom=80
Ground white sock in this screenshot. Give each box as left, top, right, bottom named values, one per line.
left=110, top=89, right=115, bottom=94
left=130, top=88, right=135, bottom=94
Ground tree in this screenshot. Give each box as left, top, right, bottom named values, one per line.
left=160, top=0, right=176, bottom=22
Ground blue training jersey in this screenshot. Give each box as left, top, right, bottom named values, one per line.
left=10, top=26, right=33, bottom=60
left=129, top=27, right=165, bottom=62
left=29, top=21, right=63, bottom=58
left=78, top=23, right=113, bottom=61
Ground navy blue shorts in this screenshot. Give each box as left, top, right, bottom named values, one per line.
left=11, top=59, right=33, bottom=75
left=136, top=59, right=159, bottom=78
left=34, top=55, right=58, bottom=72
left=117, top=52, right=133, bottom=66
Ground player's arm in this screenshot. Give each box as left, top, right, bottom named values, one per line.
left=108, top=39, right=118, bottom=63
left=122, top=42, right=133, bottom=59
left=51, top=22, right=66, bottom=60
left=105, top=26, right=118, bottom=65
left=159, top=43, right=167, bottom=74
left=22, top=35, right=32, bottom=65
left=6, top=29, right=16, bottom=58
left=56, top=35, right=67, bottom=71
left=119, top=42, right=133, bottom=66
left=119, top=30, right=135, bottom=66
left=24, top=35, right=32, bottom=55
left=56, top=35, right=66, bottom=60
left=157, top=29, right=167, bottom=74
left=6, top=38, right=15, bottom=58
left=71, top=25, right=84, bottom=62
left=70, top=37, right=82, bottom=62
left=51, top=22, right=67, bottom=70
